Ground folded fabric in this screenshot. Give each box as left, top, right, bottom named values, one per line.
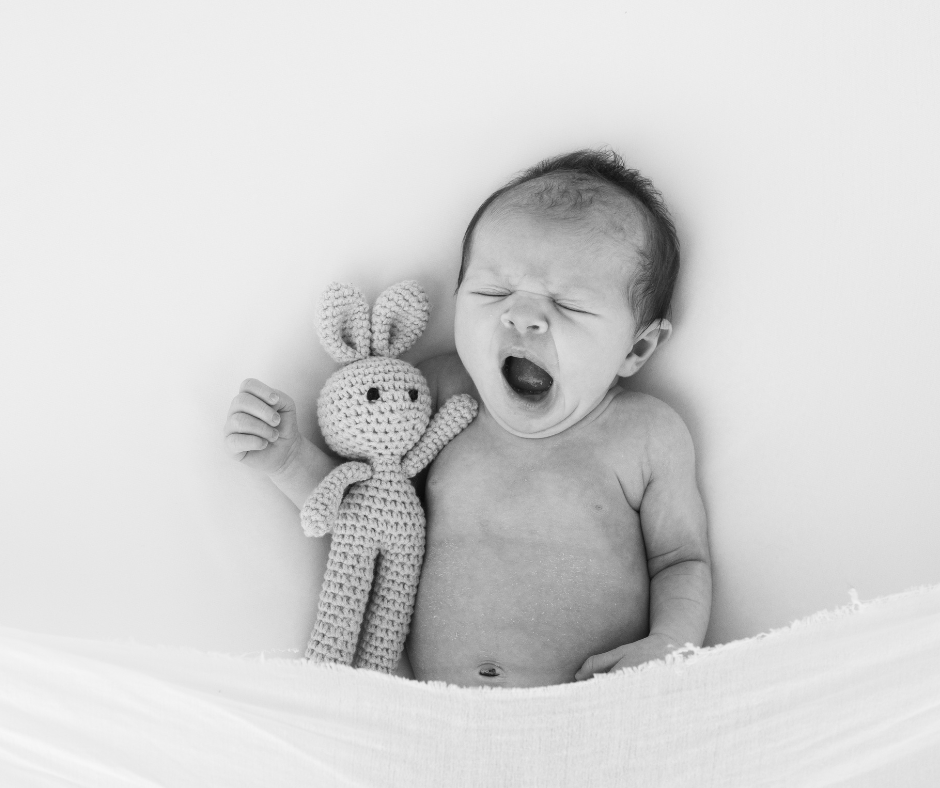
left=2, top=585, right=939, bottom=787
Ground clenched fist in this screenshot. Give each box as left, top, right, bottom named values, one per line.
left=223, top=378, right=302, bottom=476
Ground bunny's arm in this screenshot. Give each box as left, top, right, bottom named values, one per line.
left=300, top=461, right=372, bottom=537
left=401, top=394, right=478, bottom=478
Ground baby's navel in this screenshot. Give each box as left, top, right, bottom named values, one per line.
left=477, top=661, right=505, bottom=679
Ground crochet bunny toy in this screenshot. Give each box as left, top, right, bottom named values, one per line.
left=300, top=281, right=478, bottom=672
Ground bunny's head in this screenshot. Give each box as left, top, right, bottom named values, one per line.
left=316, top=281, right=433, bottom=461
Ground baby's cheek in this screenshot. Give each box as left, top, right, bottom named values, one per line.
left=587, top=330, right=627, bottom=370
left=559, top=346, right=614, bottom=398
left=452, top=327, right=473, bottom=371
left=454, top=328, right=486, bottom=380
left=452, top=302, right=476, bottom=349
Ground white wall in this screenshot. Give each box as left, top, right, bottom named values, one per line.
left=1, top=1, right=938, bottom=654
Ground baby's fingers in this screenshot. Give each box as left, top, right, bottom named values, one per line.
left=228, top=391, right=282, bottom=430
left=224, top=432, right=271, bottom=460
left=239, top=378, right=283, bottom=409
left=223, top=411, right=280, bottom=449
left=574, top=647, right=624, bottom=681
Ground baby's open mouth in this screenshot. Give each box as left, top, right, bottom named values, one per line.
left=502, top=356, right=554, bottom=398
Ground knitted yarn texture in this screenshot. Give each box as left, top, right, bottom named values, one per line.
left=300, top=281, right=477, bottom=672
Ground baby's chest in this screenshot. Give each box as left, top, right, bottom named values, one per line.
left=425, top=426, right=644, bottom=554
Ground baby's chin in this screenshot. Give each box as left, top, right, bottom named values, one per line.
left=483, top=374, right=584, bottom=438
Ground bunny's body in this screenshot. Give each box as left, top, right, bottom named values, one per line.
left=300, top=282, right=477, bottom=672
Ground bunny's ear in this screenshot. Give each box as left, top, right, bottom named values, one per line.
left=371, top=280, right=430, bottom=358
left=317, top=282, right=371, bottom=363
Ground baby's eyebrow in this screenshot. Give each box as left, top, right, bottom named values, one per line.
left=462, top=266, right=504, bottom=283
left=550, top=285, right=600, bottom=301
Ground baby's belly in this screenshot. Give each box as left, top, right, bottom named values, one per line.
left=407, top=414, right=651, bottom=687
left=408, top=529, right=650, bottom=688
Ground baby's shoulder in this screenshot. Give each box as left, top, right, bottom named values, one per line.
left=604, top=388, right=695, bottom=459
left=417, top=352, right=476, bottom=410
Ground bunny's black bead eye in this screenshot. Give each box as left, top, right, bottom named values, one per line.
left=409, top=389, right=418, bottom=402
left=367, top=388, right=380, bottom=401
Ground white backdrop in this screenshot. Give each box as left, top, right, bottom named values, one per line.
left=1, top=1, right=938, bottom=656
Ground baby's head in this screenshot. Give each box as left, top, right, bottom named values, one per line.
left=454, top=149, right=679, bottom=438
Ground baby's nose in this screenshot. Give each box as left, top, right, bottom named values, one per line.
left=500, top=299, right=548, bottom=334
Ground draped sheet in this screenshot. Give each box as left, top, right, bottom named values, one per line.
left=1, top=586, right=939, bottom=787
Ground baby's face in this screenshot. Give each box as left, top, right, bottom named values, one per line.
left=455, top=207, right=646, bottom=438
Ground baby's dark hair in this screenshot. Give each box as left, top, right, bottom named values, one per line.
left=457, top=149, right=680, bottom=332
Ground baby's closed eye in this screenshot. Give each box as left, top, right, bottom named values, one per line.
left=553, top=301, right=592, bottom=314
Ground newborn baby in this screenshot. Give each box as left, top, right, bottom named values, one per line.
left=223, top=149, right=711, bottom=688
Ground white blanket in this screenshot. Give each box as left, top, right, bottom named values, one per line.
left=2, top=586, right=939, bottom=787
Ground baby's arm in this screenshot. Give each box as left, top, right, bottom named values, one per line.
left=576, top=404, right=711, bottom=679
left=401, top=394, right=478, bottom=478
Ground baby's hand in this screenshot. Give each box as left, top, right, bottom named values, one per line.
left=574, top=634, right=681, bottom=681
left=223, top=378, right=301, bottom=476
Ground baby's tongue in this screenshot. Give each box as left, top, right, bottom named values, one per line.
left=503, top=356, right=553, bottom=395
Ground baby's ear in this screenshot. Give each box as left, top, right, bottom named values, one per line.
left=371, top=280, right=430, bottom=358
left=317, top=283, right=372, bottom=363
left=618, top=319, right=672, bottom=377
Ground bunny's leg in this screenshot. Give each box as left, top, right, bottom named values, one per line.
left=306, top=536, right=379, bottom=666
left=354, top=545, right=424, bottom=672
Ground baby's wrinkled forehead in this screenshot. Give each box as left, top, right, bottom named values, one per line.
left=487, top=172, right=648, bottom=249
